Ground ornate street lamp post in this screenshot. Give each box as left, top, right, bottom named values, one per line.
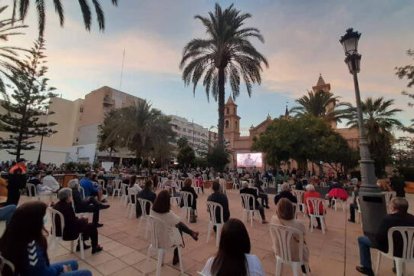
left=340, top=28, right=386, bottom=237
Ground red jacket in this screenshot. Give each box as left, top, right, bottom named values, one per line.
left=304, top=191, right=324, bottom=214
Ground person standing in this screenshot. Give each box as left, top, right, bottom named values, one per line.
left=6, top=161, right=27, bottom=206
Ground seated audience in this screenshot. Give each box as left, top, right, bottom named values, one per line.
left=27, top=171, right=42, bottom=185
left=274, top=183, right=298, bottom=206
left=201, top=218, right=264, bottom=275
left=163, top=175, right=179, bottom=196
left=38, top=171, right=60, bottom=194
left=356, top=197, right=414, bottom=276
left=80, top=172, right=104, bottom=202
left=207, top=181, right=230, bottom=224
left=304, top=184, right=324, bottom=229
left=180, top=178, right=198, bottom=211
left=0, top=204, right=16, bottom=225
left=150, top=190, right=199, bottom=265
left=68, top=179, right=109, bottom=227
left=271, top=198, right=309, bottom=272
left=53, top=188, right=103, bottom=254
left=136, top=180, right=157, bottom=218
left=254, top=175, right=269, bottom=208
left=240, top=182, right=268, bottom=224
left=0, top=201, right=92, bottom=276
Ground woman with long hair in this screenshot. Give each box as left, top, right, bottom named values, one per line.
left=150, top=190, right=199, bottom=266
left=201, top=218, right=264, bottom=275
left=0, top=201, right=91, bottom=275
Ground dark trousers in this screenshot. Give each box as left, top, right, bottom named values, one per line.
left=173, top=222, right=193, bottom=259
left=258, top=193, right=269, bottom=207
left=6, top=189, right=20, bottom=206
left=80, top=223, right=98, bottom=248
left=78, top=198, right=101, bottom=225
left=349, top=203, right=357, bottom=222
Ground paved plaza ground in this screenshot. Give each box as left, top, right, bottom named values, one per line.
left=42, top=190, right=414, bottom=276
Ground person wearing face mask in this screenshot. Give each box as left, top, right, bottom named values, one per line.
left=0, top=201, right=92, bottom=275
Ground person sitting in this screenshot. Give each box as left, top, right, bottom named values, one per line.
left=27, top=171, right=42, bottom=186
left=136, top=180, right=156, bottom=218
left=207, top=181, right=230, bottom=224
left=274, top=183, right=298, bottom=206
left=295, top=178, right=305, bottom=191
left=0, top=204, right=16, bottom=225
left=254, top=175, right=269, bottom=209
left=303, top=184, right=324, bottom=230
left=201, top=218, right=264, bottom=275
left=240, top=182, right=268, bottom=224
left=38, top=171, right=60, bottom=194
left=68, top=179, right=109, bottom=228
left=271, top=198, right=310, bottom=273
left=150, top=190, right=199, bottom=266
left=356, top=197, right=414, bottom=276
left=53, top=188, right=103, bottom=254
left=0, top=201, right=92, bottom=276
left=163, top=175, right=179, bottom=196
left=180, top=178, right=198, bottom=211
left=80, top=172, right=104, bottom=202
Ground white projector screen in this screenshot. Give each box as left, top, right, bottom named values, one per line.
left=236, top=152, right=263, bottom=168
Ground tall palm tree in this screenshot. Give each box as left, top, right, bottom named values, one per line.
left=344, top=97, right=403, bottom=176
left=290, top=90, right=347, bottom=123
left=180, top=3, right=268, bottom=147
left=12, top=0, right=118, bottom=36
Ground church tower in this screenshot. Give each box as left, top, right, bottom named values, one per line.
left=224, top=96, right=240, bottom=149
left=312, top=74, right=337, bottom=129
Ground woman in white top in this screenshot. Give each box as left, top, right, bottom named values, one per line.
left=201, top=218, right=264, bottom=276
left=150, top=190, right=199, bottom=266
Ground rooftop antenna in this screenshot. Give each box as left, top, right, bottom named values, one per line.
left=119, top=48, right=125, bottom=90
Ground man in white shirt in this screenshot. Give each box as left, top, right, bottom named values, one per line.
left=38, top=171, right=60, bottom=193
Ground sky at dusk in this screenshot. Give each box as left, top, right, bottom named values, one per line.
left=5, top=0, right=414, bottom=135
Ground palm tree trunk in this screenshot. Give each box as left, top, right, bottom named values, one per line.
left=217, top=67, right=225, bottom=148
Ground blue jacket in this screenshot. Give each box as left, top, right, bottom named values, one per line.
left=80, top=177, right=98, bottom=197
left=22, top=240, right=62, bottom=276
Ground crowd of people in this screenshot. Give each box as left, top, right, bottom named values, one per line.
left=0, top=159, right=412, bottom=275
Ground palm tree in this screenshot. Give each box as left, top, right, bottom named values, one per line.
left=12, top=0, right=118, bottom=36
left=180, top=3, right=268, bottom=147
left=290, top=90, right=347, bottom=123
left=344, top=97, right=403, bottom=176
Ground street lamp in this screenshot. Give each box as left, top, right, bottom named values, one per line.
left=340, top=28, right=386, bottom=237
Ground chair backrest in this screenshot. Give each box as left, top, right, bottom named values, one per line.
left=387, top=226, right=414, bottom=260
left=241, top=193, right=256, bottom=210
left=48, top=207, right=64, bottom=238
left=138, top=198, right=153, bottom=217
left=206, top=201, right=224, bottom=224
left=0, top=254, right=15, bottom=274
left=180, top=191, right=193, bottom=208
left=128, top=188, right=137, bottom=202
left=251, top=187, right=259, bottom=196
left=292, top=190, right=305, bottom=204
left=306, top=197, right=324, bottom=216
left=79, top=186, right=85, bottom=200
left=112, top=179, right=122, bottom=189
left=269, top=223, right=304, bottom=262
left=27, top=183, right=37, bottom=197
left=121, top=183, right=129, bottom=194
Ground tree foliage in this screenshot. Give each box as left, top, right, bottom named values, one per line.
left=396, top=49, right=414, bottom=129
left=176, top=137, right=195, bottom=168
left=253, top=116, right=357, bottom=173
left=98, top=101, right=175, bottom=165
left=180, top=3, right=268, bottom=147
left=343, top=97, right=403, bottom=177
left=0, top=37, right=57, bottom=159
left=12, top=0, right=119, bottom=36
left=207, top=145, right=229, bottom=172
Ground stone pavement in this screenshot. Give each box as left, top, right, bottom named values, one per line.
left=44, top=190, right=414, bottom=276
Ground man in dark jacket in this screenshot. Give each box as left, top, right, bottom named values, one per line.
left=207, top=181, right=230, bottom=223
left=136, top=180, right=156, bottom=218
left=53, top=188, right=103, bottom=254
left=274, top=183, right=297, bottom=206
left=240, top=182, right=268, bottom=223
left=356, top=197, right=414, bottom=275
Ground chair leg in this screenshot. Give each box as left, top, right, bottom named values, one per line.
left=250, top=211, right=253, bottom=227
left=156, top=250, right=164, bottom=276
left=395, top=258, right=403, bottom=276
left=79, top=235, right=85, bottom=260
left=375, top=251, right=381, bottom=274
left=177, top=247, right=184, bottom=275
left=291, top=263, right=300, bottom=276
left=206, top=223, right=211, bottom=243
left=321, top=217, right=326, bottom=234
left=309, top=217, right=314, bottom=233
left=70, top=240, right=75, bottom=253
left=216, top=225, right=222, bottom=248
left=275, top=257, right=282, bottom=276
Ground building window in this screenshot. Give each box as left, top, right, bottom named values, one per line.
left=225, top=120, right=229, bottom=128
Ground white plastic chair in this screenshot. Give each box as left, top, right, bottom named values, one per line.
left=232, top=178, right=240, bottom=190
left=27, top=183, right=39, bottom=200
left=48, top=207, right=85, bottom=259
left=292, top=190, right=306, bottom=217
left=180, top=191, right=194, bottom=223
left=375, top=226, right=414, bottom=276
left=306, top=198, right=326, bottom=234
left=112, top=179, right=122, bottom=198
left=0, top=254, right=15, bottom=274
left=78, top=186, right=86, bottom=200
left=206, top=201, right=224, bottom=247
left=120, top=184, right=129, bottom=205
left=332, top=198, right=346, bottom=212
left=146, top=216, right=184, bottom=276
left=193, top=179, right=203, bottom=194
left=137, top=198, right=153, bottom=239
left=126, top=188, right=138, bottom=218
left=251, top=187, right=259, bottom=196
left=269, top=224, right=311, bottom=276
left=240, top=193, right=260, bottom=226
